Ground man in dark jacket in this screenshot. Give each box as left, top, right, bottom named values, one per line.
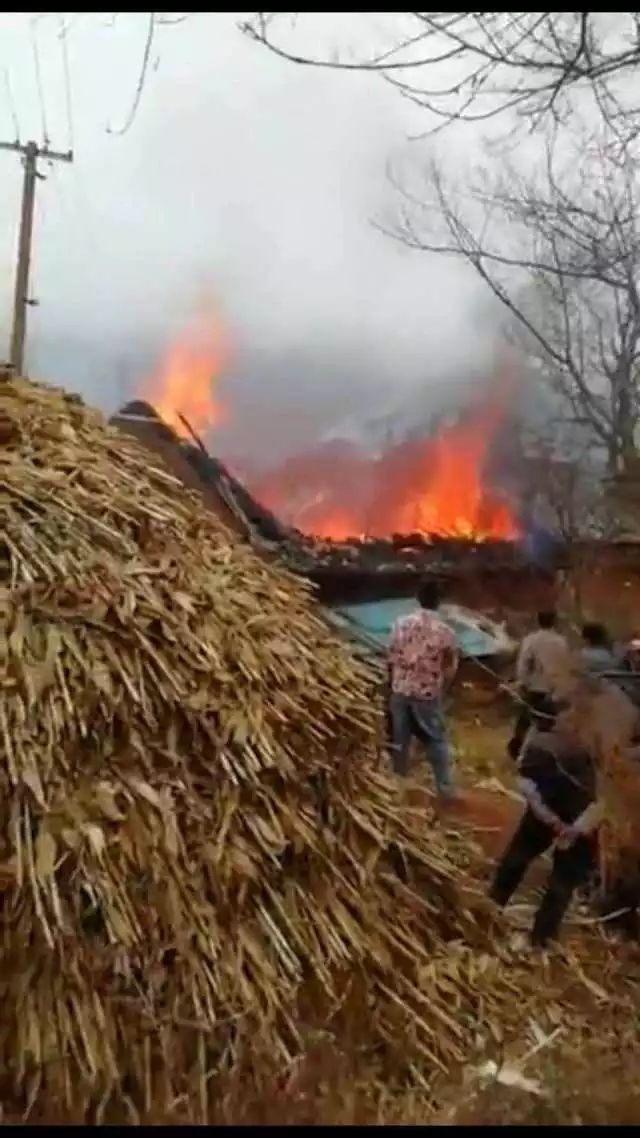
left=490, top=698, right=600, bottom=947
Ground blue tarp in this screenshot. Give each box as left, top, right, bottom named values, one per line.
left=331, top=598, right=505, bottom=659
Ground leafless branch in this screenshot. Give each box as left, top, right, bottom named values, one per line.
left=242, top=13, right=640, bottom=145
left=386, top=121, right=640, bottom=473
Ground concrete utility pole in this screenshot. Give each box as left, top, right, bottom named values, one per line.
left=0, top=139, right=73, bottom=375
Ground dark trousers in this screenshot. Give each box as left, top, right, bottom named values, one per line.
left=489, top=808, right=596, bottom=946
left=507, top=690, right=556, bottom=761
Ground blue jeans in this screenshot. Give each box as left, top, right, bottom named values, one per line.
left=388, top=692, right=454, bottom=797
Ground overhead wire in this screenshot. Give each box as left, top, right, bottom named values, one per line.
left=30, top=17, right=51, bottom=147
left=107, top=11, right=156, bottom=137
left=3, top=67, right=20, bottom=142
left=58, top=15, right=75, bottom=152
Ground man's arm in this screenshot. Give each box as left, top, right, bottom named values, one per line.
left=443, top=646, right=459, bottom=684
left=515, top=635, right=533, bottom=687
left=442, top=628, right=459, bottom=684
left=518, top=745, right=567, bottom=834
left=387, top=620, right=402, bottom=689
left=517, top=776, right=567, bottom=834
left=388, top=619, right=401, bottom=667
left=568, top=800, right=603, bottom=837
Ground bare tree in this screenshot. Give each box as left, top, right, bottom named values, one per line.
left=386, top=124, right=640, bottom=475
left=242, top=13, right=640, bottom=145
left=521, top=437, right=606, bottom=540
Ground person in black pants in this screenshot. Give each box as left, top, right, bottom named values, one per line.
left=490, top=702, right=600, bottom=947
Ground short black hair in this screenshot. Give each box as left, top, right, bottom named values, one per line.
left=417, top=577, right=442, bottom=610
left=537, top=610, right=558, bottom=630
left=582, top=621, right=610, bottom=648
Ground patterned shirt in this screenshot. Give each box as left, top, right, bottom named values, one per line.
left=388, top=610, right=457, bottom=700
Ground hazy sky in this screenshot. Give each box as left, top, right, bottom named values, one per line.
left=0, top=12, right=497, bottom=462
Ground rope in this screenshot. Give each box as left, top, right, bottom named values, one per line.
left=463, top=651, right=557, bottom=718
left=465, top=652, right=640, bottom=716
left=463, top=654, right=640, bottom=800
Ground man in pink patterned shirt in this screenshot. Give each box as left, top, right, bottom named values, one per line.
left=387, top=578, right=459, bottom=797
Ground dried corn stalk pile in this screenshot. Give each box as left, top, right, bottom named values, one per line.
left=0, top=377, right=511, bottom=1122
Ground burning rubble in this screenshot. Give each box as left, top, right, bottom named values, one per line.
left=109, top=323, right=564, bottom=620
left=247, top=390, right=518, bottom=543
left=111, top=399, right=290, bottom=547
left=138, top=317, right=520, bottom=548
left=123, top=318, right=640, bottom=636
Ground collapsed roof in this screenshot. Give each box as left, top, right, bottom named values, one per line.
left=110, top=401, right=291, bottom=547
left=109, top=401, right=561, bottom=613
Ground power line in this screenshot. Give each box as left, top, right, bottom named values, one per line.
left=30, top=18, right=50, bottom=146
left=3, top=67, right=20, bottom=142
left=103, top=12, right=188, bottom=139
left=58, top=16, right=75, bottom=152
left=107, top=12, right=156, bottom=137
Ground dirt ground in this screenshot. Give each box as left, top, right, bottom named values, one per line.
left=198, top=682, right=640, bottom=1126
left=403, top=687, right=519, bottom=852
left=398, top=686, right=640, bottom=1126
left=358, top=566, right=640, bottom=1124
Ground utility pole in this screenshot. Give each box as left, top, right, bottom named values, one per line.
left=0, top=139, right=73, bottom=375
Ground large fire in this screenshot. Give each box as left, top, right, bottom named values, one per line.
left=249, top=394, right=518, bottom=541
left=144, top=315, right=225, bottom=437
left=142, top=319, right=518, bottom=542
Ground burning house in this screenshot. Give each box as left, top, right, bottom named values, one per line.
left=110, top=381, right=565, bottom=661
left=110, top=398, right=535, bottom=670
left=246, top=383, right=519, bottom=543
left=111, top=357, right=640, bottom=657
left=116, top=319, right=640, bottom=660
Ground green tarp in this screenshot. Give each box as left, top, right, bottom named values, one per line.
left=329, top=598, right=508, bottom=659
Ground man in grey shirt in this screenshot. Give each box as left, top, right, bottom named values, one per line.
left=507, top=610, right=570, bottom=760
left=579, top=622, right=617, bottom=676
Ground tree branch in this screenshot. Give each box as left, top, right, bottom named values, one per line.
left=243, top=13, right=640, bottom=144
left=385, top=123, right=640, bottom=468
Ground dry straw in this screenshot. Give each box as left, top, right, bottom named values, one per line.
left=2, top=376, right=630, bottom=1123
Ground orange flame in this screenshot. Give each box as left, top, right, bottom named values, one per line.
left=144, top=320, right=518, bottom=541
left=144, top=315, right=225, bottom=438
left=249, top=391, right=518, bottom=541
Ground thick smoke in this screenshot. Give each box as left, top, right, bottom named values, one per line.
left=0, top=13, right=498, bottom=467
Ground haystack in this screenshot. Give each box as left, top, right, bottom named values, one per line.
left=0, top=377, right=513, bottom=1123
